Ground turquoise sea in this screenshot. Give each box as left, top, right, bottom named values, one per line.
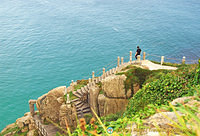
left=0, top=0, right=200, bottom=130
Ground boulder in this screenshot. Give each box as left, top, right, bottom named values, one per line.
left=89, top=85, right=100, bottom=115
left=28, top=123, right=35, bottom=130
left=27, top=129, right=37, bottom=136
left=143, top=112, right=183, bottom=129
left=97, top=94, right=128, bottom=116
left=59, top=104, right=77, bottom=131
left=102, top=75, right=132, bottom=98
left=21, top=126, right=28, bottom=133
left=103, top=98, right=129, bottom=116
left=171, top=96, right=194, bottom=105
left=36, top=86, right=65, bottom=122
left=16, top=113, right=31, bottom=129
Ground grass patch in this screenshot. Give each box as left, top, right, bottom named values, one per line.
left=84, top=113, right=93, bottom=124
left=101, top=111, right=123, bottom=122
left=74, top=79, right=88, bottom=91
left=117, top=66, right=171, bottom=98
left=99, top=90, right=104, bottom=94
left=124, top=63, right=198, bottom=117
left=64, top=92, right=78, bottom=102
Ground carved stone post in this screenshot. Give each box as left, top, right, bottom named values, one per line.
left=117, top=56, right=120, bottom=67
left=130, top=51, right=132, bottom=63
left=92, top=71, right=95, bottom=82
left=103, top=68, right=105, bottom=78
left=66, top=93, right=70, bottom=104
left=182, top=56, right=186, bottom=64
left=121, top=57, right=124, bottom=65
left=29, top=100, right=36, bottom=116
left=137, top=55, right=141, bottom=64
left=64, top=86, right=67, bottom=95
left=161, top=56, right=164, bottom=65
left=89, top=78, right=91, bottom=83
left=143, top=52, right=146, bottom=60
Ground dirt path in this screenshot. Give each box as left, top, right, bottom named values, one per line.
left=141, top=60, right=177, bottom=70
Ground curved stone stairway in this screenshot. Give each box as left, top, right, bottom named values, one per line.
left=70, top=62, right=129, bottom=118
left=67, top=60, right=177, bottom=118
left=71, top=83, right=94, bottom=118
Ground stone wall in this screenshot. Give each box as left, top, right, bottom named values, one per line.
left=90, top=74, right=140, bottom=117
left=36, top=86, right=77, bottom=130
left=36, top=86, right=65, bottom=122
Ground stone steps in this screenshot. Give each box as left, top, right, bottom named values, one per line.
left=81, top=87, right=87, bottom=94
left=71, top=98, right=79, bottom=103
left=75, top=102, right=85, bottom=109
left=33, top=115, right=60, bottom=136
left=76, top=89, right=83, bottom=96
left=76, top=104, right=90, bottom=112
left=72, top=91, right=82, bottom=98
left=76, top=106, right=91, bottom=118
left=74, top=100, right=82, bottom=106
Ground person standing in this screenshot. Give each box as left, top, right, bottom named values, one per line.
left=135, top=46, right=141, bottom=59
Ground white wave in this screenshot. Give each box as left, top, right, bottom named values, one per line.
left=112, top=27, right=119, bottom=32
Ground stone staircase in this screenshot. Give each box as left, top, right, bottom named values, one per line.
left=71, top=84, right=92, bottom=118
left=33, top=115, right=60, bottom=136
left=70, top=62, right=131, bottom=118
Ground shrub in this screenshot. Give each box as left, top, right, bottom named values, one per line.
left=124, top=65, right=197, bottom=117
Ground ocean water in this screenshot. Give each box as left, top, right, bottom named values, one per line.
left=0, top=0, right=200, bottom=130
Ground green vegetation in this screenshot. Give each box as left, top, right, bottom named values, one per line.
left=101, top=111, right=123, bottom=122
left=66, top=60, right=200, bottom=136
left=124, top=63, right=197, bottom=116
left=84, top=113, right=93, bottom=124
left=64, top=93, right=78, bottom=101
left=0, top=124, right=30, bottom=136
left=0, top=124, right=19, bottom=136
left=74, top=79, right=88, bottom=91
left=117, top=65, right=170, bottom=97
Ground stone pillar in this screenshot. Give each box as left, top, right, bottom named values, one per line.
left=89, top=78, right=92, bottom=83
left=143, top=52, right=146, bottom=60
left=29, top=100, right=36, bottom=116
left=161, top=56, right=164, bottom=65
left=121, top=57, right=124, bottom=65
left=66, top=93, right=70, bottom=104
left=182, top=56, right=186, bottom=64
left=130, top=51, right=132, bottom=63
left=92, top=71, right=95, bottom=82
left=64, top=86, right=67, bottom=95
left=137, top=55, right=141, bottom=64
left=103, top=68, right=105, bottom=78
left=117, top=56, right=120, bottom=67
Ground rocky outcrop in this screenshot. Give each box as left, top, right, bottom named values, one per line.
left=1, top=112, right=37, bottom=136
left=89, top=85, right=100, bottom=116
left=98, top=94, right=106, bottom=116
left=102, top=75, right=132, bottom=98
left=59, top=104, right=77, bottom=131
left=96, top=75, right=133, bottom=116
left=143, top=112, right=182, bottom=129
left=36, top=86, right=65, bottom=122
left=16, top=112, right=36, bottom=131
left=103, top=98, right=128, bottom=115
left=136, top=96, right=200, bottom=131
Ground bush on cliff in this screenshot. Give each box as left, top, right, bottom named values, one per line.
left=117, top=66, right=169, bottom=97
left=124, top=63, right=198, bottom=117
